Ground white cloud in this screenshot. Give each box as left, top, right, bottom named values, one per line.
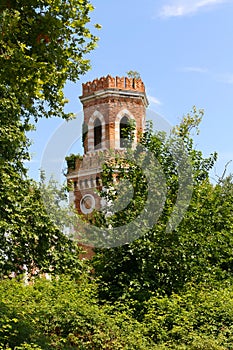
left=181, top=66, right=208, bottom=73
left=159, top=0, right=229, bottom=18
left=148, top=95, right=162, bottom=105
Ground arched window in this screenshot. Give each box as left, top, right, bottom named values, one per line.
left=96, top=177, right=101, bottom=187
left=94, top=118, right=102, bottom=149
left=120, top=116, right=130, bottom=148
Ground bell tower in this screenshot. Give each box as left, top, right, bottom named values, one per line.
left=66, top=75, right=148, bottom=216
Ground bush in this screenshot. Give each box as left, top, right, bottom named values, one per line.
left=0, top=277, right=153, bottom=349
left=142, top=282, right=233, bottom=349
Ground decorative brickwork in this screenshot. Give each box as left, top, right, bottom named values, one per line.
left=81, top=75, right=145, bottom=97
left=66, top=75, right=148, bottom=257
left=80, top=75, right=148, bottom=154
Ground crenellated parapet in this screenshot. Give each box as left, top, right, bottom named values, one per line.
left=81, top=75, right=145, bottom=97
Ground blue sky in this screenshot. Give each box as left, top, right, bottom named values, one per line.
left=27, top=0, right=233, bottom=182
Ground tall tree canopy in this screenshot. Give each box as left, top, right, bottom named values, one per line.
left=0, top=0, right=99, bottom=121
left=0, top=0, right=99, bottom=277
left=92, top=108, right=231, bottom=302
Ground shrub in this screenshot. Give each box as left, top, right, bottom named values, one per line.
left=0, top=277, right=153, bottom=349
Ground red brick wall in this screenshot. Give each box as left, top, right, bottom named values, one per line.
left=66, top=75, right=148, bottom=258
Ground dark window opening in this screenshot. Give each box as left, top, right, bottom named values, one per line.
left=94, top=118, right=102, bottom=149
left=120, top=116, right=130, bottom=148
left=96, top=177, right=101, bottom=186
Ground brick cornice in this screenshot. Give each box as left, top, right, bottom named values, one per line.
left=80, top=88, right=149, bottom=108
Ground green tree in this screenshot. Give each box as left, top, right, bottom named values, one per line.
left=0, top=174, right=83, bottom=279
left=0, top=0, right=99, bottom=277
left=0, top=0, right=99, bottom=121
left=92, top=108, right=229, bottom=302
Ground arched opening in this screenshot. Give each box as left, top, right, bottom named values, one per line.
left=120, top=116, right=130, bottom=148
left=96, top=177, right=101, bottom=187
left=94, top=118, right=102, bottom=149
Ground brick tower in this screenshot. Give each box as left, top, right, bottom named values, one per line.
left=66, top=75, right=148, bottom=218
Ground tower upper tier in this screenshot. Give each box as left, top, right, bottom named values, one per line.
left=79, top=75, right=148, bottom=153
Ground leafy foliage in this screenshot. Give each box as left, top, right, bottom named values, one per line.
left=92, top=108, right=230, bottom=302
left=142, top=282, right=233, bottom=349
left=1, top=277, right=233, bottom=349
left=0, top=277, right=154, bottom=349
left=0, top=0, right=98, bottom=279
left=126, top=70, right=141, bottom=79
left=0, top=175, right=83, bottom=279
left=0, top=0, right=99, bottom=121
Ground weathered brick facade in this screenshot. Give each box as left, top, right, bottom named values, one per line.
left=81, top=75, right=148, bottom=153
left=66, top=75, right=148, bottom=256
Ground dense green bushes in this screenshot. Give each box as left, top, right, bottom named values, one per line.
left=142, top=282, right=233, bottom=349
left=1, top=278, right=233, bottom=349
left=0, top=277, right=153, bottom=349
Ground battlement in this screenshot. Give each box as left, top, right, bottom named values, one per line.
left=81, top=75, right=145, bottom=97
